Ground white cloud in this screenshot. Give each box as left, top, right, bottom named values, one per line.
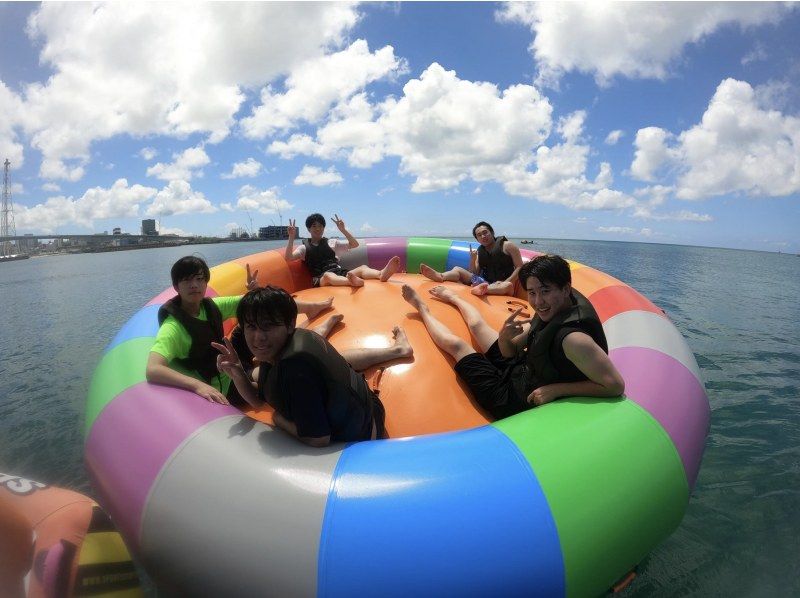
left=228, top=185, right=293, bottom=215
left=18, top=2, right=360, bottom=180
left=242, top=39, right=406, bottom=139
left=15, top=178, right=157, bottom=232
left=360, top=222, right=376, bottom=233
left=0, top=82, right=25, bottom=167
left=146, top=179, right=216, bottom=217
left=11, top=183, right=24, bottom=195
left=41, top=182, right=61, bottom=192
left=498, top=2, right=793, bottom=86
left=597, top=226, right=654, bottom=237
left=221, top=158, right=262, bottom=179
left=139, top=147, right=158, bottom=161
left=605, top=130, right=624, bottom=145
left=632, top=78, right=800, bottom=200
left=146, top=146, right=210, bottom=181
left=294, top=165, right=343, bottom=187
left=159, top=225, right=193, bottom=237
left=741, top=42, right=768, bottom=66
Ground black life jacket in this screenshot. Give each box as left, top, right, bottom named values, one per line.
left=511, top=289, right=608, bottom=398
left=258, top=328, right=377, bottom=441
left=157, top=296, right=224, bottom=383
left=302, top=238, right=339, bottom=277
left=477, top=236, right=515, bottom=283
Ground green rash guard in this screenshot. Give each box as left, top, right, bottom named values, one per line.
left=150, top=295, right=241, bottom=394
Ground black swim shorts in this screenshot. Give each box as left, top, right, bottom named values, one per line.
left=312, top=265, right=350, bottom=287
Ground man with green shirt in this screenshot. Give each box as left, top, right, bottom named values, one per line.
left=146, top=256, right=333, bottom=405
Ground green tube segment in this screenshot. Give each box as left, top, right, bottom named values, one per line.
left=494, top=397, right=688, bottom=598
left=406, top=237, right=452, bottom=274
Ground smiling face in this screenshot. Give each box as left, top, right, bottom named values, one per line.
left=307, top=221, right=325, bottom=241
left=525, top=276, right=572, bottom=322
left=175, top=272, right=208, bottom=309
left=473, top=225, right=495, bottom=247
left=243, top=320, right=295, bottom=363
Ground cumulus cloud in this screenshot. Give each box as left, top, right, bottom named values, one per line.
left=631, top=78, right=800, bottom=200
left=597, top=226, right=654, bottom=237
left=497, top=2, right=793, bottom=86
left=139, top=147, right=158, bottom=160
left=360, top=222, right=376, bottom=233
left=15, top=178, right=157, bottom=231
left=41, top=182, right=61, bottom=192
left=241, top=39, right=407, bottom=138
left=18, top=2, right=360, bottom=180
left=221, top=158, right=262, bottom=179
left=0, top=82, right=25, bottom=167
left=146, top=180, right=216, bottom=216
left=222, top=185, right=293, bottom=215
left=604, top=130, right=624, bottom=145
left=147, top=146, right=210, bottom=181
left=294, top=165, right=343, bottom=186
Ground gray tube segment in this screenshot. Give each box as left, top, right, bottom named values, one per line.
left=139, top=415, right=342, bottom=596
left=605, top=310, right=702, bottom=383
left=336, top=240, right=367, bottom=270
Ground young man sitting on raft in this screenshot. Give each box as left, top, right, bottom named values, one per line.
left=146, top=256, right=335, bottom=406
left=419, top=221, right=523, bottom=296
left=402, top=254, right=624, bottom=419
left=214, top=286, right=413, bottom=447
left=285, top=213, right=401, bottom=287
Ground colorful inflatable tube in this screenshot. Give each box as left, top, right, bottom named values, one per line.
left=85, top=238, right=709, bottom=596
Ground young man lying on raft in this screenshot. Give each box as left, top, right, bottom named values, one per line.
left=215, top=287, right=413, bottom=447
left=285, top=213, right=401, bottom=287
left=146, top=256, right=335, bottom=406
left=419, top=221, right=523, bottom=296
left=402, top=254, right=624, bottom=419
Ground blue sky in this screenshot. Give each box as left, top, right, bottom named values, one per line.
left=1, top=2, right=798, bottom=252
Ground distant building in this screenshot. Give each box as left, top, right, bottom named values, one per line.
left=259, top=225, right=289, bottom=240
left=142, top=219, right=158, bottom=236
left=113, top=227, right=121, bottom=235
left=19, top=234, right=37, bottom=251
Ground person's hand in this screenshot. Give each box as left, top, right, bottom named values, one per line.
left=193, top=381, right=230, bottom=405
left=287, top=218, right=297, bottom=239
left=332, top=213, right=347, bottom=233
left=212, top=337, right=243, bottom=379
left=469, top=243, right=476, bottom=263
left=245, top=263, right=259, bottom=291
left=498, top=307, right=531, bottom=343
left=527, top=385, right=559, bottom=407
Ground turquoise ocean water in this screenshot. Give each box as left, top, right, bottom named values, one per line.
left=1, top=239, right=798, bottom=595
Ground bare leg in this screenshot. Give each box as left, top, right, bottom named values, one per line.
left=401, top=285, right=476, bottom=362
left=297, top=297, right=334, bottom=318
left=486, top=281, right=514, bottom=296
left=471, top=282, right=490, bottom=296
left=350, top=256, right=401, bottom=282
left=311, top=314, right=344, bottom=338
left=320, top=271, right=363, bottom=287
left=421, top=264, right=471, bottom=284
left=428, top=285, right=498, bottom=353
left=342, top=326, right=413, bottom=371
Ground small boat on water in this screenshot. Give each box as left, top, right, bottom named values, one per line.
left=0, top=253, right=30, bottom=262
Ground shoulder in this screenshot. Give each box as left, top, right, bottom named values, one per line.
left=561, top=330, right=603, bottom=358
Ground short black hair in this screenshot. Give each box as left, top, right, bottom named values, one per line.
left=519, top=254, right=571, bottom=289
left=171, top=256, right=210, bottom=287
left=472, top=221, right=495, bottom=238
left=237, top=286, right=298, bottom=329
left=305, top=213, right=326, bottom=229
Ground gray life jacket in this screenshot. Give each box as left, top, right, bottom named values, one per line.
left=157, top=296, right=223, bottom=383
left=477, top=236, right=515, bottom=283
left=303, top=238, right=340, bottom=277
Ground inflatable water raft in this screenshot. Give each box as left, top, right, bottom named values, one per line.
left=85, top=237, right=709, bottom=596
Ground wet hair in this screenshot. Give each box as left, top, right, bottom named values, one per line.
left=519, top=254, right=571, bottom=290
left=472, top=221, right=495, bottom=239
left=305, top=213, right=326, bottom=229
left=237, top=286, right=298, bottom=329
left=171, top=256, right=210, bottom=286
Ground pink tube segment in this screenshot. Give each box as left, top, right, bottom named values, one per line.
left=364, top=237, right=408, bottom=272
left=611, top=346, right=710, bottom=489
left=85, top=383, right=237, bottom=552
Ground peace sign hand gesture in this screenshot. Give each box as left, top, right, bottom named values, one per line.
left=287, top=218, right=297, bottom=239
left=245, top=263, right=259, bottom=291
left=212, top=337, right=244, bottom=379
left=469, top=243, right=477, bottom=264
left=499, top=307, right=532, bottom=343
left=331, top=214, right=347, bottom=233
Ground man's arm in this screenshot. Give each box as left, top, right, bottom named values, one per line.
left=146, top=352, right=230, bottom=405
left=527, top=331, right=625, bottom=406
left=469, top=244, right=480, bottom=275
left=284, top=219, right=306, bottom=262
left=503, top=241, right=524, bottom=283
left=332, top=214, right=359, bottom=248
left=272, top=412, right=331, bottom=447
left=212, top=338, right=262, bottom=409
left=498, top=308, right=532, bottom=358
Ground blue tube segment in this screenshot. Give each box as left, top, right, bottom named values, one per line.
left=105, top=304, right=160, bottom=353
left=318, top=426, right=565, bottom=597
left=445, top=240, right=473, bottom=272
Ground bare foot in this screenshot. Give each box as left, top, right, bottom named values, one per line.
left=347, top=272, right=365, bottom=287
left=470, top=282, right=489, bottom=296
left=401, top=284, right=425, bottom=310
left=428, top=285, right=457, bottom=303
left=391, top=326, right=413, bottom=358
left=303, top=296, right=334, bottom=319
left=419, top=263, right=443, bottom=282
left=313, top=313, right=344, bottom=338
left=380, top=256, right=401, bottom=282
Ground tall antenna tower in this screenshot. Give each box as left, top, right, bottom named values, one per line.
left=1, top=158, right=20, bottom=258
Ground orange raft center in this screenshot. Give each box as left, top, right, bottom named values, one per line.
left=241, top=273, right=531, bottom=438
